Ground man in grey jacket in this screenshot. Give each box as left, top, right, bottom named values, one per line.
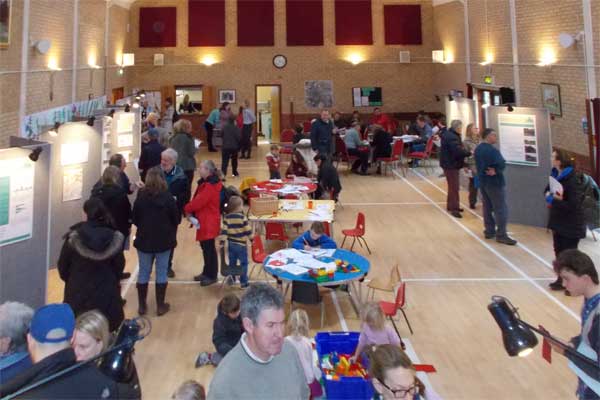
left=208, top=284, right=309, bottom=399
left=221, top=114, right=241, bottom=178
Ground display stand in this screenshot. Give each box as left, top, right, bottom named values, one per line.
left=100, top=108, right=142, bottom=186
left=487, top=106, right=553, bottom=227
left=1, top=139, right=52, bottom=308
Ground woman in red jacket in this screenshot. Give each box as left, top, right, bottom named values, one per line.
left=184, top=160, right=223, bottom=286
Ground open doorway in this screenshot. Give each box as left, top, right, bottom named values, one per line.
left=255, top=85, right=281, bottom=143
left=112, top=87, right=124, bottom=104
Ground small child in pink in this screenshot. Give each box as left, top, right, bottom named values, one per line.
left=351, top=302, right=404, bottom=363
left=285, top=309, right=323, bottom=398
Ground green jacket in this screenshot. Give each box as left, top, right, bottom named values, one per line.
left=169, top=132, right=196, bottom=171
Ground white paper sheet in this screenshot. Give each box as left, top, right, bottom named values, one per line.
left=281, top=201, right=304, bottom=211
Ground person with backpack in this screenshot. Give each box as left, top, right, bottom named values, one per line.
left=184, top=160, right=223, bottom=287
left=546, top=149, right=586, bottom=293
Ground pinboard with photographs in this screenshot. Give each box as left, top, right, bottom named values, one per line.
left=304, top=80, right=334, bottom=108
left=219, top=90, right=236, bottom=104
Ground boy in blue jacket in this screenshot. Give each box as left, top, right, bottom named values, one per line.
left=292, top=222, right=337, bottom=250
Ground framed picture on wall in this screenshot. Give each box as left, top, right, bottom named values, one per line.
left=219, top=90, right=236, bottom=104
left=0, top=0, right=11, bottom=47
left=540, top=83, right=562, bottom=117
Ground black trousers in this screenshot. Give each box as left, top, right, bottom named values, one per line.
left=468, top=177, right=478, bottom=207
left=204, top=121, right=216, bottom=151
left=241, top=124, right=253, bottom=157
left=184, top=169, right=194, bottom=203
left=552, top=231, right=580, bottom=258
left=221, top=149, right=239, bottom=176
left=200, top=239, right=218, bottom=280
left=347, top=148, right=369, bottom=173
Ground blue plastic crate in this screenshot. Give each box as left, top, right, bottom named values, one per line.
left=315, top=332, right=375, bottom=400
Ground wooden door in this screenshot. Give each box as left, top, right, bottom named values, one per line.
left=160, top=86, right=176, bottom=114
left=202, top=86, right=216, bottom=114
left=112, top=87, right=124, bottom=104
left=270, top=86, right=281, bottom=143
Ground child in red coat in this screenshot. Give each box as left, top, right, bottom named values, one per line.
left=266, top=144, right=281, bottom=180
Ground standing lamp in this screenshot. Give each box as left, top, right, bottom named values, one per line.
left=488, top=296, right=600, bottom=372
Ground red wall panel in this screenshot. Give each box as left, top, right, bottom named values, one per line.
left=384, top=5, right=422, bottom=45
left=334, top=0, right=372, bottom=45
left=139, top=7, right=177, bottom=48
left=237, top=0, right=274, bottom=46
left=286, top=0, right=323, bottom=46
left=188, top=0, right=226, bottom=46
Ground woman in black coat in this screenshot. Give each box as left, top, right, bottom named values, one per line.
left=547, top=149, right=586, bottom=292
left=90, top=165, right=132, bottom=249
left=132, top=166, right=179, bottom=316
left=57, top=198, right=125, bottom=332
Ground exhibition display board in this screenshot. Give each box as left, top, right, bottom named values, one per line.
left=487, top=106, right=553, bottom=228
left=1, top=140, right=51, bottom=308
left=102, top=109, right=142, bottom=185
left=446, top=97, right=476, bottom=130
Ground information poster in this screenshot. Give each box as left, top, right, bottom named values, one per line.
left=0, top=157, right=35, bottom=247
left=62, top=166, right=83, bottom=202
left=117, top=134, right=133, bottom=148
left=116, top=113, right=135, bottom=134
left=498, top=114, right=539, bottom=166
left=61, top=141, right=89, bottom=166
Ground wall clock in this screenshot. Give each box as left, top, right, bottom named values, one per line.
left=273, top=54, right=287, bottom=69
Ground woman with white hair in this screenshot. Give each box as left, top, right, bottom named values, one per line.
left=184, top=160, right=223, bottom=287
left=0, top=302, right=34, bottom=384
left=440, top=119, right=471, bottom=218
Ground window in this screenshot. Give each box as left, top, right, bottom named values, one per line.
left=175, top=86, right=203, bottom=114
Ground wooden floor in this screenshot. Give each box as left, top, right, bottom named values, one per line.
left=47, top=143, right=600, bottom=399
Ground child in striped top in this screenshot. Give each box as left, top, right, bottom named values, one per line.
left=219, top=196, right=252, bottom=288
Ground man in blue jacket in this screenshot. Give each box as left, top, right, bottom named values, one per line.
left=474, top=128, right=517, bottom=245
left=292, top=222, right=337, bottom=250
left=310, top=110, right=334, bottom=157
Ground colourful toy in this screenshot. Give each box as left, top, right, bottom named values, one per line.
left=308, top=267, right=335, bottom=282
left=336, top=262, right=360, bottom=274
left=321, top=352, right=369, bottom=380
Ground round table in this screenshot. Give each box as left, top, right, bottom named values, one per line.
left=264, top=249, right=370, bottom=314
left=252, top=180, right=318, bottom=197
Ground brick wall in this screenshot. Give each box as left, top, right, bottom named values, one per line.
left=0, top=0, right=130, bottom=146
left=127, top=0, right=438, bottom=120
left=434, top=0, right=600, bottom=159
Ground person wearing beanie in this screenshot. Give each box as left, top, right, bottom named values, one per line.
left=138, top=127, right=165, bottom=182
left=0, top=303, right=140, bottom=399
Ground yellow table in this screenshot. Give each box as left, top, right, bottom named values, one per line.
left=249, top=199, right=336, bottom=235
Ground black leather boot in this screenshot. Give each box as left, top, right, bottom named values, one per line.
left=136, top=283, right=148, bottom=315
left=156, top=283, right=171, bottom=316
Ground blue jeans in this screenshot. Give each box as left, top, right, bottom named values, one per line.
left=228, top=242, right=248, bottom=284
left=480, top=185, right=508, bottom=238
left=137, top=249, right=171, bottom=284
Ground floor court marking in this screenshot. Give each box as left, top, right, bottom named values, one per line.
left=141, top=277, right=555, bottom=285
left=394, top=169, right=581, bottom=323
left=342, top=202, right=443, bottom=206
left=403, top=338, right=440, bottom=399
left=409, top=168, right=557, bottom=271
left=330, top=291, right=349, bottom=331
left=121, top=264, right=139, bottom=298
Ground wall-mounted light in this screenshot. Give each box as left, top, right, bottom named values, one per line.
left=480, top=52, right=494, bottom=66
left=507, top=104, right=514, bottom=112
left=86, top=116, right=96, bottom=126
left=32, top=39, right=51, bottom=55
left=558, top=31, right=584, bottom=49
left=200, top=54, right=218, bottom=66
left=346, top=53, right=364, bottom=65
left=448, top=94, right=454, bottom=102
left=47, top=57, right=61, bottom=71
left=29, top=147, right=43, bottom=162
left=435, top=95, right=441, bottom=102
left=124, top=104, right=130, bottom=113
left=48, top=122, right=61, bottom=137
left=537, top=47, right=557, bottom=67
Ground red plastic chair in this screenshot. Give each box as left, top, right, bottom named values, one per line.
left=341, top=212, right=370, bottom=254
left=250, top=234, right=268, bottom=279
left=265, top=222, right=289, bottom=245
left=379, top=282, right=413, bottom=338
left=407, top=136, right=435, bottom=174
left=303, top=121, right=312, bottom=133
left=323, top=221, right=331, bottom=237
left=334, top=138, right=359, bottom=171
left=376, top=139, right=405, bottom=176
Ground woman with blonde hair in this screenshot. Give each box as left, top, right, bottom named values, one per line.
left=463, top=123, right=480, bottom=209
left=285, top=309, right=322, bottom=398
left=351, top=302, right=402, bottom=363
left=133, top=166, right=179, bottom=316
left=72, top=310, right=110, bottom=361
left=368, top=344, right=441, bottom=400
